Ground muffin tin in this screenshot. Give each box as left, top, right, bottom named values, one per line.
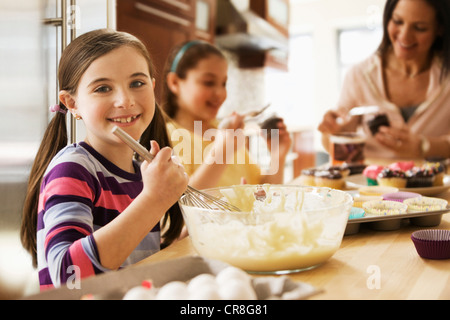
left=345, top=205, right=450, bottom=235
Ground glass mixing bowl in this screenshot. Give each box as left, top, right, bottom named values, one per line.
left=179, top=185, right=353, bottom=274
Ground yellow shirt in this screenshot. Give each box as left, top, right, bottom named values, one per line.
left=166, top=120, right=261, bottom=188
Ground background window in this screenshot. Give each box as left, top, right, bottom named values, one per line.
left=337, top=27, right=383, bottom=84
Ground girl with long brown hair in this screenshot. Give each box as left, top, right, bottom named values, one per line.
left=20, top=29, right=188, bottom=290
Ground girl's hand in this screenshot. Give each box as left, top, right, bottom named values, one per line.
left=375, top=126, right=421, bottom=157
left=211, top=112, right=246, bottom=163
left=264, top=118, right=292, bottom=158
left=218, top=112, right=245, bottom=130
left=140, top=141, right=189, bottom=208
left=260, top=118, right=292, bottom=158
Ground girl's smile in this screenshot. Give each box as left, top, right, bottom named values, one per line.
left=61, top=45, right=156, bottom=155
left=108, top=114, right=141, bottom=125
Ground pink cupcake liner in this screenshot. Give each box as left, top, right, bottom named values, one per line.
left=382, top=191, right=421, bottom=203
left=411, top=229, right=450, bottom=260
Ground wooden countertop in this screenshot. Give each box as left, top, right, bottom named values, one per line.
left=139, top=189, right=450, bottom=300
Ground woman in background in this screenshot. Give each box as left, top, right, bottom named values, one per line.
left=318, top=0, right=450, bottom=160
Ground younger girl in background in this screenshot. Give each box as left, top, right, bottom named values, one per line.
left=20, top=29, right=188, bottom=290
left=161, top=40, right=292, bottom=189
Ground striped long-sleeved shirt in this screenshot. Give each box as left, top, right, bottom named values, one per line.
left=37, top=142, right=160, bottom=291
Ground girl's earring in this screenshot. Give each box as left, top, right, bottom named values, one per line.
left=73, top=113, right=82, bottom=120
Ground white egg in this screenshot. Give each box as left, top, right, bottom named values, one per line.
left=218, top=279, right=257, bottom=300
left=189, top=283, right=221, bottom=300
left=156, top=281, right=189, bottom=300
left=216, top=266, right=251, bottom=286
left=187, top=273, right=217, bottom=293
left=122, top=286, right=155, bottom=300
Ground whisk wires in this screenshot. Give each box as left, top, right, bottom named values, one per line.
left=111, top=126, right=241, bottom=212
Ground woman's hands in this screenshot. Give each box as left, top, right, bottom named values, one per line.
left=374, top=125, right=422, bottom=157
left=319, top=109, right=423, bottom=157
left=318, top=109, right=360, bottom=135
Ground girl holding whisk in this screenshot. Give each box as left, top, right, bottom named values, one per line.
left=20, top=29, right=188, bottom=290
left=161, top=41, right=292, bottom=189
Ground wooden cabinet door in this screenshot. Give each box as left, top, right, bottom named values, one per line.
left=117, top=0, right=195, bottom=101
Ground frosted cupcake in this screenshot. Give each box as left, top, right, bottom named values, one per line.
left=406, top=168, right=435, bottom=188
left=298, top=168, right=316, bottom=186
left=314, top=169, right=345, bottom=189
left=422, top=162, right=445, bottom=186
left=388, top=161, right=415, bottom=172
left=363, top=165, right=384, bottom=186
left=377, top=168, right=407, bottom=188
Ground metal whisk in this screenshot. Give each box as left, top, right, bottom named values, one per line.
left=112, top=126, right=241, bottom=212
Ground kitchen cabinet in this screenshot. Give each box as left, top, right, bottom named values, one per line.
left=244, top=0, right=289, bottom=70
left=117, top=0, right=216, bottom=101
left=250, top=0, right=289, bottom=37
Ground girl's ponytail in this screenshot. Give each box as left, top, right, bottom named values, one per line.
left=20, top=105, right=68, bottom=267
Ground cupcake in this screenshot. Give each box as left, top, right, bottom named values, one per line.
left=298, top=168, right=316, bottom=186
left=388, top=161, right=415, bottom=172
left=406, top=168, right=435, bottom=188
left=367, top=114, right=390, bottom=135
left=363, top=200, right=407, bottom=216
left=363, top=165, right=384, bottom=185
left=326, top=165, right=350, bottom=178
left=423, top=162, right=445, bottom=186
left=411, top=229, right=450, bottom=260
left=314, top=169, right=345, bottom=189
left=377, top=168, right=407, bottom=188
left=403, top=196, right=448, bottom=212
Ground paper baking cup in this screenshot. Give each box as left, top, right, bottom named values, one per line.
left=382, top=191, right=421, bottom=203
left=352, top=195, right=383, bottom=208
left=362, top=200, right=407, bottom=216
left=411, top=229, right=450, bottom=259
left=359, top=186, right=399, bottom=196
left=349, top=207, right=365, bottom=219
left=404, top=197, right=448, bottom=212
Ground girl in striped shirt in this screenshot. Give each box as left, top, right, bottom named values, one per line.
left=20, top=29, right=189, bottom=290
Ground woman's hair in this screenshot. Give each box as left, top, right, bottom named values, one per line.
left=161, top=40, right=226, bottom=118
left=21, top=29, right=184, bottom=267
left=377, top=0, right=450, bottom=79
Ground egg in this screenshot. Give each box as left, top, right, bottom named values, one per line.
left=189, top=283, right=221, bottom=300
left=156, top=281, right=189, bottom=300
left=122, top=286, right=155, bottom=300
left=216, top=266, right=251, bottom=286
left=187, top=273, right=217, bottom=293
left=218, top=279, right=257, bottom=300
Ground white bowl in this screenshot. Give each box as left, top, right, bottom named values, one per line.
left=179, top=185, right=353, bottom=274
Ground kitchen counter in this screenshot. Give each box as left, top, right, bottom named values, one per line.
left=139, top=190, right=450, bottom=300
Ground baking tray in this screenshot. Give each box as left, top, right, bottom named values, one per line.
left=345, top=206, right=450, bottom=235
left=24, top=256, right=321, bottom=300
